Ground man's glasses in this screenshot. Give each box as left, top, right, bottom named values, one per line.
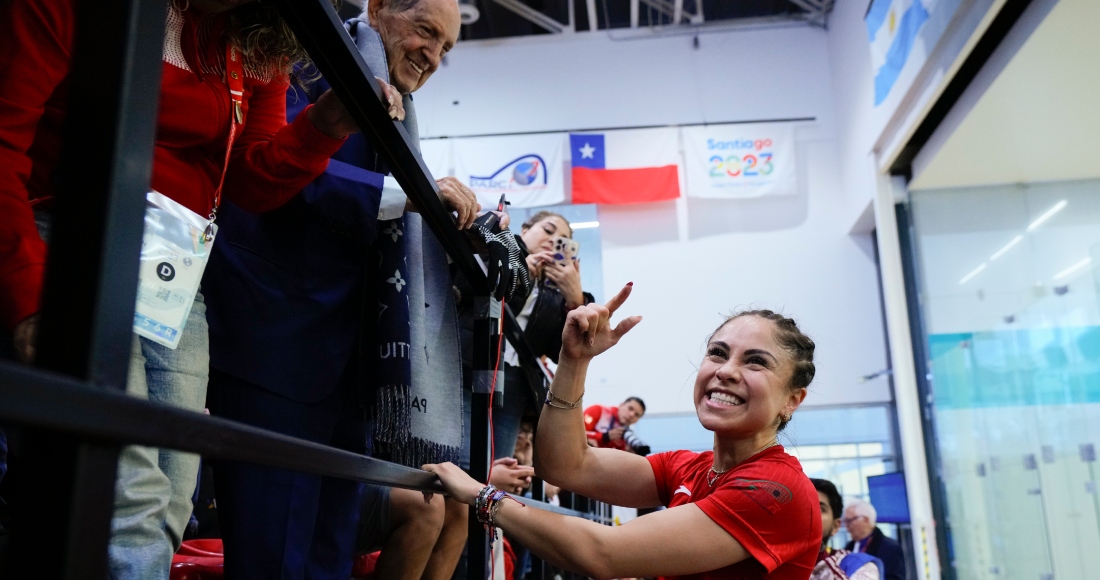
left=842, top=516, right=865, bottom=526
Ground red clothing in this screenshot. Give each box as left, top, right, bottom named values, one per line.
left=583, top=404, right=629, bottom=450
left=647, top=446, right=820, bottom=580
left=0, top=0, right=345, bottom=328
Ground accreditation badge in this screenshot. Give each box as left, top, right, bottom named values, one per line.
left=132, top=191, right=217, bottom=349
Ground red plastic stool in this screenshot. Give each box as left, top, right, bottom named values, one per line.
left=170, top=539, right=224, bottom=580
left=352, top=550, right=381, bottom=579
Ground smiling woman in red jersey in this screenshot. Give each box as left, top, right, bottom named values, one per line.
left=427, top=284, right=821, bottom=580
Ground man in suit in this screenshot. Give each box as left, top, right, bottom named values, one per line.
left=843, top=498, right=906, bottom=580
left=202, top=1, right=480, bottom=578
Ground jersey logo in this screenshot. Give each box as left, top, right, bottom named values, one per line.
left=731, top=478, right=792, bottom=514
left=674, top=485, right=692, bottom=497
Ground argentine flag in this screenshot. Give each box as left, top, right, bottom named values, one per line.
left=867, top=0, right=930, bottom=105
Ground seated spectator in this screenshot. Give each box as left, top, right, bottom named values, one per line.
left=355, top=486, right=446, bottom=580
left=350, top=455, right=532, bottom=580
left=583, top=397, right=649, bottom=454
left=844, top=498, right=905, bottom=580
left=811, top=479, right=882, bottom=580
left=427, top=290, right=824, bottom=578
left=0, top=0, right=359, bottom=576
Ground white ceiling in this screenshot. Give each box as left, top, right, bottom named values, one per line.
left=911, top=0, right=1100, bottom=190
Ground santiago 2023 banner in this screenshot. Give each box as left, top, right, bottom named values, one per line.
left=682, top=122, right=796, bottom=199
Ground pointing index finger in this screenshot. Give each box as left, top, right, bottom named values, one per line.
left=604, top=281, right=633, bottom=315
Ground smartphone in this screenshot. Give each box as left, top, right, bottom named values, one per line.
left=551, top=236, right=580, bottom=268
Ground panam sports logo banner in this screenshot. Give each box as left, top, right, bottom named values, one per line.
left=452, top=133, right=566, bottom=209
left=682, top=122, right=796, bottom=199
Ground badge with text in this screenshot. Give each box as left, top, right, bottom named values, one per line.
left=133, top=191, right=216, bottom=349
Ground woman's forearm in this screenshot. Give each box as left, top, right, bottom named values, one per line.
left=534, top=357, right=592, bottom=484
left=495, top=499, right=613, bottom=579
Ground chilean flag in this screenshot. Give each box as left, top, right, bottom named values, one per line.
left=570, top=129, right=681, bottom=204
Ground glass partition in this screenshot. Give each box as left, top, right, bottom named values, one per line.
left=910, top=179, right=1100, bottom=580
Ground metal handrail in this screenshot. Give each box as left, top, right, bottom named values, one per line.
left=0, top=0, right=608, bottom=575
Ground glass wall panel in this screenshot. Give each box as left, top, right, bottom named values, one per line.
left=911, top=179, right=1100, bottom=580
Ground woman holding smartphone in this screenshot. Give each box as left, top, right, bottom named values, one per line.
left=457, top=210, right=593, bottom=470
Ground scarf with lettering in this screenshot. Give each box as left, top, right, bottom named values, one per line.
left=349, top=17, right=463, bottom=466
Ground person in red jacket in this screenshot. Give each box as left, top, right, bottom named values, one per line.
left=427, top=286, right=822, bottom=579
left=0, top=0, right=379, bottom=577
left=583, top=397, right=646, bottom=451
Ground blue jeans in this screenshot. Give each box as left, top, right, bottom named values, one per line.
left=108, top=293, right=209, bottom=580
left=32, top=207, right=207, bottom=578
left=459, top=364, right=532, bottom=470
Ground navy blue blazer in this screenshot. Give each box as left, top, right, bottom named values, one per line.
left=204, top=78, right=386, bottom=403
left=846, top=528, right=905, bottom=580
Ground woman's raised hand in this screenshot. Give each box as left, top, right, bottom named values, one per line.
left=560, top=282, right=641, bottom=362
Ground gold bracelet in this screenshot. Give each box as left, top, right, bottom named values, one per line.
left=544, top=389, right=584, bottom=409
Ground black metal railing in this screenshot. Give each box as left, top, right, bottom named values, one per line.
left=0, top=0, right=605, bottom=577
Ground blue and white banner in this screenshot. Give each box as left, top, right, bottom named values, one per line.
left=452, top=133, right=566, bottom=208
left=682, top=122, right=796, bottom=199
left=867, top=0, right=930, bottom=106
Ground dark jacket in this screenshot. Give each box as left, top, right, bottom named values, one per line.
left=845, top=527, right=905, bottom=580
left=203, top=76, right=385, bottom=403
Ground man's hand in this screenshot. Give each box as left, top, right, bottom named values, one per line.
left=607, top=427, right=625, bottom=442
left=12, top=313, right=39, bottom=363
left=560, top=283, right=641, bottom=362
left=376, top=77, right=405, bottom=121
left=489, top=457, right=535, bottom=494
left=434, top=177, right=479, bottom=229
left=543, top=258, right=583, bottom=310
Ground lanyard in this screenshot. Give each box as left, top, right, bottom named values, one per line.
left=207, top=43, right=244, bottom=238
left=859, top=536, right=871, bottom=552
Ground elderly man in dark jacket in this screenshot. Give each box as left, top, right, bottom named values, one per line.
left=202, top=0, right=481, bottom=578
left=843, top=499, right=906, bottom=580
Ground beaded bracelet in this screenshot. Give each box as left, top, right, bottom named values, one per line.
left=474, top=484, right=523, bottom=540
left=544, top=389, right=583, bottom=409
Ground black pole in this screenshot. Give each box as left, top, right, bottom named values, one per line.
left=467, top=296, right=502, bottom=580
left=3, top=0, right=167, bottom=577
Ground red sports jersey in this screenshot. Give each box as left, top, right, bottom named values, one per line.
left=583, top=404, right=630, bottom=450
left=647, top=446, right=820, bottom=580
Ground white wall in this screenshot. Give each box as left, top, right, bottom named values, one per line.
left=824, top=0, right=883, bottom=231
left=415, top=24, right=891, bottom=414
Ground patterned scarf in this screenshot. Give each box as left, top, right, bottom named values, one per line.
left=348, top=17, right=463, bottom=467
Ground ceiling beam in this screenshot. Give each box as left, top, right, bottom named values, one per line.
left=586, top=0, right=599, bottom=30
left=638, top=0, right=700, bottom=25
left=488, top=0, right=568, bottom=33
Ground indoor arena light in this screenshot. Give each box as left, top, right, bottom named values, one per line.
left=1026, top=200, right=1067, bottom=231
left=959, top=262, right=988, bottom=285
left=1053, top=257, right=1092, bottom=280
left=989, top=235, right=1023, bottom=261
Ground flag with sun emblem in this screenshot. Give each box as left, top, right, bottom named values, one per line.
left=867, top=0, right=929, bottom=105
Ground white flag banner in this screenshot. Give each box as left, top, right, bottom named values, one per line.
left=418, top=138, right=452, bottom=179
left=452, top=133, right=566, bottom=208
left=682, top=123, right=797, bottom=199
